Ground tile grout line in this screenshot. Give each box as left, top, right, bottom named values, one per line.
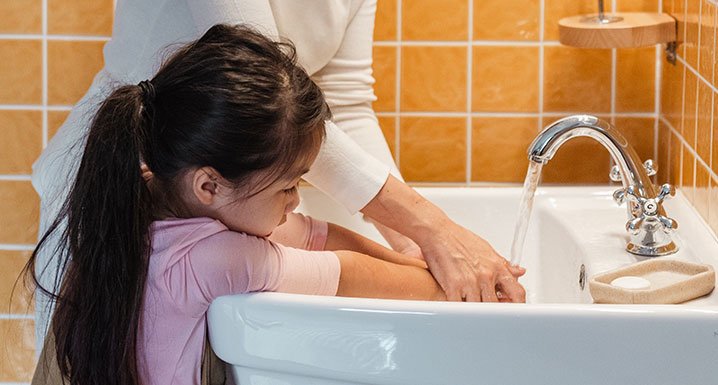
left=465, top=0, right=473, bottom=185
left=538, top=0, right=545, bottom=132
left=0, top=314, right=35, bottom=320
left=0, top=34, right=110, bottom=41
left=691, top=0, right=704, bottom=193
left=0, top=105, right=74, bottom=110
left=373, top=40, right=561, bottom=47
left=0, top=244, right=36, bottom=251
left=654, top=0, right=663, bottom=166
left=655, top=0, right=663, bottom=173
left=375, top=111, right=659, bottom=118
left=0, top=175, right=32, bottom=181
left=42, top=0, right=48, bottom=149
left=394, top=0, right=402, bottom=168
left=610, top=48, right=617, bottom=126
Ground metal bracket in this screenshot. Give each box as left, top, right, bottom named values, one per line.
left=665, top=41, right=677, bottom=65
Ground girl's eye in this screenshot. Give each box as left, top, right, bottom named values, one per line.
left=283, top=186, right=297, bottom=195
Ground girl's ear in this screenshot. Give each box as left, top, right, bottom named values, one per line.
left=192, top=166, right=221, bottom=206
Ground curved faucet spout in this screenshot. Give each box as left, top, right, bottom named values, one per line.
left=527, top=115, right=678, bottom=256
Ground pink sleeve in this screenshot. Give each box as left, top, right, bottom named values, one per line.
left=268, top=212, right=328, bottom=251
left=183, top=230, right=340, bottom=307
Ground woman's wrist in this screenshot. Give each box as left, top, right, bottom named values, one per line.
left=361, top=175, right=450, bottom=244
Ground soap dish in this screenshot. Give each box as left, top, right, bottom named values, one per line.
left=589, top=259, right=715, bottom=304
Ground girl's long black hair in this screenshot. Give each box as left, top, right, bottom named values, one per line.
left=24, top=24, right=330, bottom=385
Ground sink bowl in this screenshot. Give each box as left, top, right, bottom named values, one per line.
left=208, top=186, right=718, bottom=385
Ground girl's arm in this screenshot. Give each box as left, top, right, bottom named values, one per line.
left=325, top=223, right=426, bottom=269
left=333, top=250, right=446, bottom=301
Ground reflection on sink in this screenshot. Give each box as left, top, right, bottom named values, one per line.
left=208, top=186, right=718, bottom=385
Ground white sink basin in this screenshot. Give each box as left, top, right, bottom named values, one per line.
left=208, top=186, right=718, bottom=385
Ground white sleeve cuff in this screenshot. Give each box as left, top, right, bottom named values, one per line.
left=303, top=121, right=390, bottom=214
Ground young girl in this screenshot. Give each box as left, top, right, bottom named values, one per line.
left=26, top=24, right=445, bottom=385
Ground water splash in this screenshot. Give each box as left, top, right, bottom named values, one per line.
left=509, top=161, right=543, bottom=266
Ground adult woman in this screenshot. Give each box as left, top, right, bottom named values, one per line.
left=32, top=0, right=526, bottom=340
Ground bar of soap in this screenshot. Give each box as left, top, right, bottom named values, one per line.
left=610, top=276, right=651, bottom=289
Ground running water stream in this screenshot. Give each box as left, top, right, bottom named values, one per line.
left=509, top=161, right=543, bottom=267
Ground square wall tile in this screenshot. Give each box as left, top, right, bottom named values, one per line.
left=660, top=60, right=685, bottom=131
left=372, top=46, right=396, bottom=112
left=657, top=120, right=671, bottom=184
left=543, top=46, right=611, bottom=113
left=0, top=181, right=39, bottom=244
left=663, top=0, right=676, bottom=13
left=696, top=80, right=713, bottom=163
left=683, top=69, right=698, bottom=146
left=402, top=0, right=468, bottom=40
left=374, top=0, right=397, bottom=41
left=473, top=0, right=539, bottom=41
left=471, top=117, right=538, bottom=183
left=399, top=117, right=466, bottom=182
left=0, top=110, right=42, bottom=174
left=0, top=319, right=35, bottom=382
left=377, top=116, right=396, bottom=158
left=544, top=0, right=597, bottom=41
left=713, top=92, right=718, bottom=174
left=0, top=0, right=41, bottom=34
left=0, top=250, right=33, bottom=314
left=401, top=46, right=467, bottom=111
left=540, top=118, right=611, bottom=184
left=48, top=41, right=105, bottom=105
left=682, top=145, right=696, bottom=202
left=670, top=131, right=683, bottom=186
left=616, top=0, right=660, bottom=12
left=685, top=0, right=700, bottom=68
left=616, top=48, right=656, bottom=113
left=614, top=117, right=656, bottom=163
left=674, top=0, right=687, bottom=45
left=698, top=0, right=715, bottom=84
left=695, top=163, right=711, bottom=219
left=0, top=40, right=42, bottom=104
left=472, top=46, right=539, bottom=112
left=48, top=0, right=114, bottom=36
left=48, top=110, right=71, bottom=142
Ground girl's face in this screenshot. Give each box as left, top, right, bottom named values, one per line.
left=214, top=171, right=305, bottom=237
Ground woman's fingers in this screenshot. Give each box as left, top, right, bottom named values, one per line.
left=497, top=274, right=526, bottom=303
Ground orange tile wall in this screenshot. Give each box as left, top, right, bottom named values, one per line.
left=373, top=0, right=664, bottom=185
left=0, top=0, right=113, bottom=382
left=0, top=0, right=708, bottom=382
left=659, top=0, right=718, bottom=240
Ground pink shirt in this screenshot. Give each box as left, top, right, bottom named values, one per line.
left=138, top=213, right=340, bottom=385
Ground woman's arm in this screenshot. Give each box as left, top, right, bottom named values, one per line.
left=361, top=176, right=527, bottom=303
left=334, top=250, right=445, bottom=301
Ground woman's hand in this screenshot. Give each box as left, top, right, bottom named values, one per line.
left=415, top=216, right=526, bottom=302
left=361, top=176, right=527, bottom=303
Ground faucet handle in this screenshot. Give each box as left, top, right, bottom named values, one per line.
left=643, top=159, right=657, bottom=177
left=624, top=183, right=678, bottom=235
left=657, top=214, right=678, bottom=233
left=654, top=183, right=675, bottom=203
left=609, top=165, right=622, bottom=182
left=609, top=159, right=657, bottom=183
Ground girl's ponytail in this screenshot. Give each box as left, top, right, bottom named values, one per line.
left=28, top=84, right=153, bottom=385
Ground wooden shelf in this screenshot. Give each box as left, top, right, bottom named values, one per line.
left=559, top=12, right=676, bottom=49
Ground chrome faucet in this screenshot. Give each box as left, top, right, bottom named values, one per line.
left=527, top=115, right=678, bottom=256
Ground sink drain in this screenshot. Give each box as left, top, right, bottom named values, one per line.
left=579, top=264, right=586, bottom=290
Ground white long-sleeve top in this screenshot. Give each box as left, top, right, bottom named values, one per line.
left=33, top=0, right=398, bottom=214
left=30, top=0, right=400, bottom=346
